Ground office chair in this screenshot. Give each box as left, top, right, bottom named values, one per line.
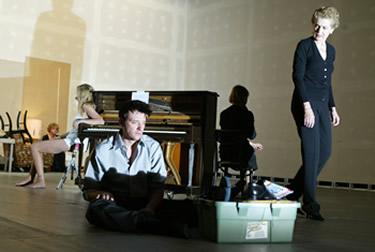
left=213, top=129, right=275, bottom=201
left=213, top=129, right=254, bottom=200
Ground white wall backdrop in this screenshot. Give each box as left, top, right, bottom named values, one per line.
left=0, top=0, right=374, bottom=185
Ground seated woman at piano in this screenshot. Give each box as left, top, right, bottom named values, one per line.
left=220, top=85, right=264, bottom=184
left=16, top=83, right=104, bottom=189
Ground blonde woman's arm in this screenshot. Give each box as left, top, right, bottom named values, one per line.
left=73, top=104, right=105, bottom=129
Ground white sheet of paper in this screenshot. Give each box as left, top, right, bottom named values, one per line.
left=131, top=91, right=149, bottom=104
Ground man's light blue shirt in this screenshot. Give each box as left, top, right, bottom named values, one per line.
left=85, top=133, right=167, bottom=198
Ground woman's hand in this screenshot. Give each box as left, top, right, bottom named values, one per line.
left=73, top=119, right=81, bottom=129
left=303, top=102, right=315, bottom=128
left=250, top=142, right=264, bottom=151
left=331, top=107, right=340, bottom=126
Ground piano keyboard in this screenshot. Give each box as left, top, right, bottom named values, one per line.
left=145, top=130, right=187, bottom=135
left=85, top=127, right=119, bottom=132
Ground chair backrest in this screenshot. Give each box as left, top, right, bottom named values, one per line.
left=6, top=111, right=33, bottom=144
left=215, top=129, right=253, bottom=171
left=0, top=115, right=8, bottom=137
left=0, top=115, right=4, bottom=131
left=5, top=112, right=12, bottom=136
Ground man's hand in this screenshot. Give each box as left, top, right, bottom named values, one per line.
left=139, top=207, right=156, bottom=217
left=96, top=192, right=114, bottom=201
left=85, top=190, right=114, bottom=201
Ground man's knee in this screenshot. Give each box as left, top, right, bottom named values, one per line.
left=86, top=199, right=114, bottom=227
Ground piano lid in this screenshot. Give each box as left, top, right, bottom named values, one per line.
left=99, top=110, right=199, bottom=125
left=93, top=91, right=217, bottom=125
left=93, top=90, right=218, bottom=115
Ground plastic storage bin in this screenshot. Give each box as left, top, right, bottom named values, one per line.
left=198, top=199, right=300, bottom=243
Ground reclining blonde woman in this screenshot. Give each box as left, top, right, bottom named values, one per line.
left=16, top=83, right=104, bottom=189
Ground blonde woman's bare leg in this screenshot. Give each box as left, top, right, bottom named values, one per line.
left=27, top=146, right=46, bottom=189
left=15, top=165, right=35, bottom=186
left=22, top=139, right=70, bottom=189
left=15, top=159, right=39, bottom=187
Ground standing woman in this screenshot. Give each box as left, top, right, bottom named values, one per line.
left=16, top=84, right=104, bottom=189
left=288, top=7, right=341, bottom=221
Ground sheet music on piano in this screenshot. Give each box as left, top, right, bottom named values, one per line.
left=131, top=91, right=149, bottom=104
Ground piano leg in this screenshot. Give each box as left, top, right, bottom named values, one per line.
left=188, top=143, right=195, bottom=187
left=164, top=142, right=182, bottom=185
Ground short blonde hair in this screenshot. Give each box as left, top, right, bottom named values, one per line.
left=76, top=83, right=95, bottom=114
left=312, top=6, right=340, bottom=29
left=229, top=85, right=249, bottom=107
left=47, top=122, right=59, bottom=133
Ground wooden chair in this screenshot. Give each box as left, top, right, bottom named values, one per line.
left=6, top=110, right=33, bottom=144
left=0, top=115, right=4, bottom=130
left=12, top=133, right=54, bottom=170
left=0, top=115, right=9, bottom=138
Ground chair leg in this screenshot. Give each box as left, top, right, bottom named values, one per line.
left=249, top=170, right=254, bottom=184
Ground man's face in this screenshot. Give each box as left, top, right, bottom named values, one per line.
left=120, top=110, right=147, bottom=141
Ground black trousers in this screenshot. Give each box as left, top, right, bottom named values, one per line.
left=85, top=198, right=198, bottom=237
left=290, top=99, right=332, bottom=214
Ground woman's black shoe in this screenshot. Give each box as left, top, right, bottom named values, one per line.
left=306, top=213, right=324, bottom=221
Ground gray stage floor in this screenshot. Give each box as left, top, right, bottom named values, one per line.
left=0, top=172, right=374, bottom=252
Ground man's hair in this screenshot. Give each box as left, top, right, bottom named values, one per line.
left=119, top=100, right=152, bottom=120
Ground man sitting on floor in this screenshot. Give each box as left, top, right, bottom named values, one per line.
left=82, top=100, right=194, bottom=238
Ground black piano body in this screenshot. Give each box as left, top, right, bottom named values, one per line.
left=78, top=90, right=218, bottom=195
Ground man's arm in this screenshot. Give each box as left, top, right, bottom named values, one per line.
left=82, top=148, right=113, bottom=202
left=139, top=190, right=164, bottom=216
left=138, top=140, right=167, bottom=216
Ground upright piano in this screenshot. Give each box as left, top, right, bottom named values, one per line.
left=78, top=90, right=218, bottom=195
